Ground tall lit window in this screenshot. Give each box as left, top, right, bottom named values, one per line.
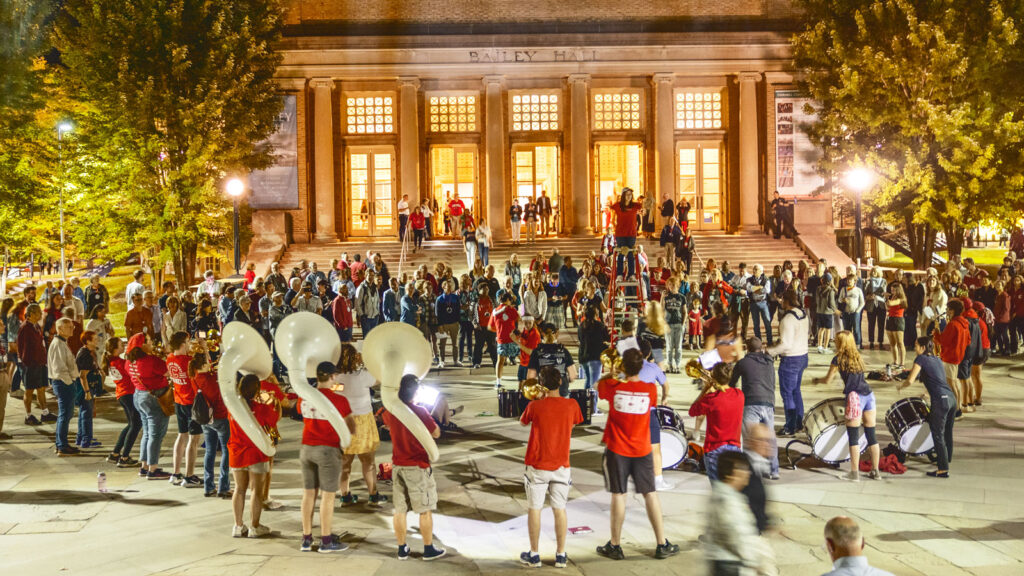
left=593, top=91, right=642, bottom=130
left=675, top=91, right=723, bottom=130
left=345, top=94, right=394, bottom=134
left=511, top=92, right=559, bottom=131
left=428, top=94, right=478, bottom=133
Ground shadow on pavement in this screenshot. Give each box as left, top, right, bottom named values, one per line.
left=0, top=489, right=186, bottom=507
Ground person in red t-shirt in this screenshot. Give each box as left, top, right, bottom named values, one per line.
left=101, top=337, right=141, bottom=468
left=489, top=292, right=521, bottom=388
left=256, top=376, right=287, bottom=510
left=166, top=331, right=202, bottom=487
left=189, top=354, right=231, bottom=497
left=518, top=366, right=582, bottom=568
left=448, top=194, right=466, bottom=238
left=382, top=374, right=446, bottom=561
left=512, top=316, right=541, bottom=386
left=596, top=349, right=679, bottom=561
left=410, top=206, right=427, bottom=252
left=687, top=362, right=745, bottom=482
left=227, top=374, right=274, bottom=538
left=609, top=188, right=643, bottom=279
left=297, top=362, right=356, bottom=553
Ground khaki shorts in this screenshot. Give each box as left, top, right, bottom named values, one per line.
left=524, top=466, right=571, bottom=510
left=300, top=444, right=342, bottom=492
left=438, top=323, right=458, bottom=342
left=393, top=466, right=437, bottom=514
left=231, top=460, right=270, bottom=475
left=943, top=361, right=959, bottom=386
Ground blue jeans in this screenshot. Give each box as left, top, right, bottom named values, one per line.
left=842, top=311, right=862, bottom=346
left=202, top=418, right=231, bottom=493
left=478, top=242, right=489, bottom=266
left=581, top=360, right=602, bottom=390
left=743, top=405, right=779, bottom=475
left=337, top=327, right=353, bottom=342
left=751, top=301, right=772, bottom=345
left=778, top=355, right=808, bottom=432
left=458, top=320, right=474, bottom=363
left=75, top=381, right=94, bottom=445
left=360, top=316, right=378, bottom=337
left=614, top=236, right=637, bottom=277
left=51, top=379, right=76, bottom=451
left=704, top=444, right=743, bottom=482
left=667, top=324, right=684, bottom=369
left=135, top=390, right=169, bottom=466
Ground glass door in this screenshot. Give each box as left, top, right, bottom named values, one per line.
left=512, top=144, right=560, bottom=232
left=593, top=142, right=644, bottom=234
left=677, top=142, right=723, bottom=231
left=347, top=147, right=396, bottom=237
left=430, top=145, right=478, bottom=236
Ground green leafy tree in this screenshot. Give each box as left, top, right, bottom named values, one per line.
left=54, top=0, right=285, bottom=283
left=792, top=0, right=1024, bottom=267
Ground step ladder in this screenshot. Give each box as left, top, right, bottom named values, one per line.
left=606, top=245, right=646, bottom=335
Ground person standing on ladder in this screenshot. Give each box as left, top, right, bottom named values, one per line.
left=610, top=188, right=643, bottom=281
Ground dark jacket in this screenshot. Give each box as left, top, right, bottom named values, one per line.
left=729, top=351, right=776, bottom=407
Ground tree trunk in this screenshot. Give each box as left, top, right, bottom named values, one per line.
left=944, top=222, right=964, bottom=259
left=905, top=213, right=937, bottom=270
left=172, top=242, right=199, bottom=289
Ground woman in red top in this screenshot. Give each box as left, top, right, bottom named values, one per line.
left=331, top=285, right=354, bottom=343
left=410, top=205, right=427, bottom=252
left=126, top=333, right=171, bottom=479
left=1011, top=275, right=1024, bottom=353
left=102, top=337, right=140, bottom=468
left=885, top=283, right=908, bottom=369
left=227, top=374, right=274, bottom=538
left=609, top=187, right=643, bottom=279
left=993, top=280, right=1011, bottom=355
left=687, top=363, right=744, bottom=482
left=189, top=354, right=232, bottom=497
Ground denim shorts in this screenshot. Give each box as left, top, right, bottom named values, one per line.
left=858, top=391, right=876, bottom=413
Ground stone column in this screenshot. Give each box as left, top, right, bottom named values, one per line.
left=398, top=77, right=421, bottom=208
left=483, top=76, right=507, bottom=240
left=738, top=72, right=762, bottom=231
left=311, top=77, right=337, bottom=241
left=568, top=74, right=590, bottom=235
left=652, top=73, right=675, bottom=230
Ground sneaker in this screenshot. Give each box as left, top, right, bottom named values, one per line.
left=438, top=360, right=445, bottom=369
left=846, top=470, right=860, bottom=482
left=147, top=468, right=171, bottom=480
left=318, top=537, right=348, bottom=552
left=596, top=541, right=625, bottom=560
left=338, top=492, right=359, bottom=506
left=494, top=379, right=502, bottom=390
left=232, top=525, right=249, bottom=538
left=24, top=414, right=41, bottom=426
left=769, top=473, right=780, bottom=481
left=397, top=544, right=411, bottom=560
left=519, top=551, right=541, bottom=567
left=263, top=498, right=284, bottom=510
left=454, top=361, right=465, bottom=367
left=368, top=493, right=389, bottom=505
left=867, top=469, right=881, bottom=480
left=777, top=428, right=795, bottom=438
left=816, top=346, right=826, bottom=354
left=182, top=475, right=203, bottom=488
left=554, top=553, right=568, bottom=569
left=169, top=473, right=184, bottom=486
left=472, top=364, right=481, bottom=369
left=218, top=490, right=233, bottom=499
left=81, top=439, right=102, bottom=449
left=106, top=452, right=120, bottom=463
left=655, top=540, right=680, bottom=559
left=300, top=535, right=313, bottom=552
left=422, top=544, right=446, bottom=561
left=655, top=476, right=675, bottom=491
left=249, top=524, right=271, bottom=538
left=204, top=491, right=217, bottom=498
left=40, top=412, right=57, bottom=423
left=138, top=468, right=149, bottom=478
left=118, top=457, right=140, bottom=468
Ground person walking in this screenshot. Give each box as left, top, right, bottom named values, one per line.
left=729, top=337, right=779, bottom=479
left=703, top=451, right=776, bottom=576
left=769, top=291, right=810, bottom=437
left=410, top=205, right=426, bottom=252
left=448, top=193, right=466, bottom=239
left=49, top=318, right=84, bottom=456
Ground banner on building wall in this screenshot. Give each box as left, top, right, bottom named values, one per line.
left=774, top=90, right=824, bottom=196
left=250, top=95, right=299, bottom=209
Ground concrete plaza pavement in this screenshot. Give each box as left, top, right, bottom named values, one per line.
left=1, top=345, right=1023, bottom=576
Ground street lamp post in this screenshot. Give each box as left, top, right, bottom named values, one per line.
left=57, top=122, right=73, bottom=281
left=226, top=178, right=245, bottom=276
left=844, top=168, right=875, bottom=263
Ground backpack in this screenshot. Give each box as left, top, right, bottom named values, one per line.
left=192, top=390, right=213, bottom=426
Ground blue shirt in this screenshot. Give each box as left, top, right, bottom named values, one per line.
left=400, top=295, right=418, bottom=326
left=382, top=289, right=400, bottom=322
left=435, top=293, right=460, bottom=325
left=821, top=556, right=894, bottom=576
left=637, top=360, right=666, bottom=389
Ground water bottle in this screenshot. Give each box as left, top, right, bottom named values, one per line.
left=97, top=472, right=107, bottom=493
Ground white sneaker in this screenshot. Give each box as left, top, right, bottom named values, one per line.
left=232, top=525, right=249, bottom=538
left=655, top=476, right=675, bottom=491
left=262, top=499, right=284, bottom=511
left=438, top=360, right=445, bottom=369
left=494, top=379, right=503, bottom=390
left=816, top=346, right=826, bottom=354
left=249, top=524, right=271, bottom=538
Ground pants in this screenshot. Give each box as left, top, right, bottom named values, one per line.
left=458, top=320, right=475, bottom=363
left=994, top=322, right=1010, bottom=353
left=399, top=214, right=409, bottom=242
left=425, top=217, right=432, bottom=239
left=465, top=242, right=477, bottom=270
left=704, top=444, right=743, bottom=482
left=1010, top=316, right=1024, bottom=352
left=778, top=354, right=808, bottom=432
left=450, top=216, right=462, bottom=238
left=114, top=394, right=142, bottom=457
left=738, top=299, right=750, bottom=339
left=842, top=311, right=862, bottom=346
left=904, top=310, right=919, bottom=349
left=526, top=221, right=537, bottom=243
left=929, top=396, right=956, bottom=471
left=472, top=328, right=497, bottom=366
left=52, top=379, right=76, bottom=451
left=743, top=405, right=779, bottom=475
left=337, top=327, right=353, bottom=342
left=866, top=307, right=886, bottom=344
left=203, top=418, right=231, bottom=494
left=360, top=316, right=379, bottom=337
left=540, top=213, right=551, bottom=235
left=667, top=324, right=684, bottom=368
left=75, top=384, right=94, bottom=445
left=413, top=229, right=424, bottom=249
left=615, top=236, right=637, bottom=277
left=581, top=360, right=602, bottom=390
left=135, top=390, right=169, bottom=467
left=710, top=560, right=744, bottom=576
left=511, top=221, right=522, bottom=243
left=478, top=242, right=489, bottom=266
left=751, top=301, right=772, bottom=345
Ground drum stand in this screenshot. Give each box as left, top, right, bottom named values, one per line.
left=784, top=438, right=841, bottom=470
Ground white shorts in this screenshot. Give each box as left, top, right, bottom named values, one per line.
left=524, top=466, right=571, bottom=510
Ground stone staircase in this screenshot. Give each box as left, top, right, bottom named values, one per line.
left=688, top=232, right=812, bottom=272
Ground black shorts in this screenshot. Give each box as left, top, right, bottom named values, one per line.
left=973, top=348, right=991, bottom=367
left=175, top=403, right=203, bottom=435
left=956, top=357, right=972, bottom=381
left=885, top=317, right=905, bottom=332
left=602, top=449, right=655, bottom=495
left=24, top=365, right=47, bottom=390
left=817, top=313, right=834, bottom=329
left=649, top=408, right=661, bottom=444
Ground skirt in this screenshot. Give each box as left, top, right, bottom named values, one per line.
left=885, top=317, right=905, bottom=332
left=344, top=412, right=381, bottom=455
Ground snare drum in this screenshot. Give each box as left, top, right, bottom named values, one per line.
left=885, top=397, right=933, bottom=455
left=654, top=405, right=688, bottom=469
left=803, top=398, right=867, bottom=465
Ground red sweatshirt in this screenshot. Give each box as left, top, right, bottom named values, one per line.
left=935, top=315, right=970, bottom=365
left=331, top=295, right=353, bottom=329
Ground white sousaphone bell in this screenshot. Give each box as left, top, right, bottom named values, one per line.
left=362, top=321, right=439, bottom=462
left=218, top=321, right=276, bottom=456
left=275, top=312, right=351, bottom=449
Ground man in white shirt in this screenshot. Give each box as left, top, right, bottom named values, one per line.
left=397, top=194, right=411, bottom=241
left=48, top=318, right=84, bottom=456
left=125, top=269, right=146, bottom=311
left=293, top=285, right=323, bottom=314
left=768, top=290, right=809, bottom=437
left=61, top=284, right=85, bottom=322
left=196, top=270, right=220, bottom=301
left=821, top=517, right=894, bottom=576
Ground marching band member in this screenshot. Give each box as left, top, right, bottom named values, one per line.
left=336, top=344, right=388, bottom=506
left=899, top=337, right=956, bottom=478
left=189, top=354, right=231, bottom=498
left=166, top=331, right=202, bottom=487
left=688, top=363, right=744, bottom=482
left=227, top=374, right=274, bottom=538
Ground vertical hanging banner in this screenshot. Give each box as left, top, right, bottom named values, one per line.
left=774, top=90, right=824, bottom=196
left=250, top=95, right=299, bottom=209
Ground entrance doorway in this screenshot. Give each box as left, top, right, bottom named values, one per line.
left=429, top=145, right=478, bottom=237
left=512, top=144, right=560, bottom=233
left=593, top=142, right=644, bottom=233
left=677, top=142, right=723, bottom=231
left=347, top=147, right=396, bottom=237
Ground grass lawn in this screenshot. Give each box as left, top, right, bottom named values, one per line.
left=879, top=246, right=1011, bottom=271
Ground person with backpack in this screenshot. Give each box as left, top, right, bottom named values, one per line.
left=190, top=354, right=231, bottom=498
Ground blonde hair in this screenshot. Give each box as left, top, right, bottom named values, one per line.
left=644, top=300, right=668, bottom=336
left=834, top=331, right=864, bottom=374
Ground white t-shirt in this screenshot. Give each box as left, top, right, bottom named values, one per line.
left=338, top=369, right=376, bottom=415
left=398, top=200, right=410, bottom=216
left=615, top=336, right=639, bottom=355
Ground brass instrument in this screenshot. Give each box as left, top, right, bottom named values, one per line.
left=205, top=330, right=221, bottom=353
left=519, top=378, right=546, bottom=400
left=599, top=345, right=622, bottom=377
left=685, top=358, right=713, bottom=384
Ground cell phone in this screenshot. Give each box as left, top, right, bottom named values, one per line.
left=568, top=526, right=593, bottom=535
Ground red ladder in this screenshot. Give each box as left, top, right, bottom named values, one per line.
left=606, top=245, right=646, bottom=336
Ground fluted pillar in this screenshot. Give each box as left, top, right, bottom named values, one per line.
left=398, top=77, right=421, bottom=207
left=568, top=74, right=590, bottom=235
left=652, top=73, right=675, bottom=229
left=738, top=72, right=762, bottom=231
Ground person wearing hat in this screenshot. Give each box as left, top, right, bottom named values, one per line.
left=526, top=322, right=577, bottom=398
left=297, top=361, right=355, bottom=552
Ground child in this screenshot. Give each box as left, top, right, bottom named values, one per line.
left=227, top=374, right=273, bottom=538
left=688, top=298, right=704, bottom=350
left=383, top=374, right=446, bottom=561
left=190, top=354, right=231, bottom=498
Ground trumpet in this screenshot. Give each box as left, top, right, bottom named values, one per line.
left=685, top=358, right=713, bottom=384
left=519, top=378, right=546, bottom=400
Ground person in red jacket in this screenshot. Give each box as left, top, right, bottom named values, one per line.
left=993, top=280, right=1012, bottom=355
left=330, top=285, right=354, bottom=343
left=190, top=354, right=231, bottom=497
left=969, top=301, right=991, bottom=410
left=227, top=374, right=275, bottom=538
left=688, top=362, right=745, bottom=482
left=934, top=299, right=971, bottom=414
left=410, top=205, right=427, bottom=252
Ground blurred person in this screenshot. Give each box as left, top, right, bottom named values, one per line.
left=730, top=337, right=779, bottom=479
left=703, top=450, right=776, bottom=576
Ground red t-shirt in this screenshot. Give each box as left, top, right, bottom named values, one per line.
left=520, top=396, right=583, bottom=470
left=383, top=404, right=438, bottom=468
left=108, top=357, right=133, bottom=398
left=297, top=388, right=353, bottom=447
left=489, top=304, right=520, bottom=344
left=598, top=377, right=658, bottom=457
left=518, top=327, right=541, bottom=365
left=166, top=353, right=195, bottom=405
left=410, top=212, right=426, bottom=230
left=261, top=380, right=286, bottom=402
left=688, top=387, right=745, bottom=453
left=227, top=400, right=274, bottom=468
left=449, top=199, right=465, bottom=217
left=887, top=305, right=905, bottom=318
left=611, top=204, right=641, bottom=238
left=127, top=355, right=168, bottom=392
left=193, top=372, right=228, bottom=420
left=331, top=296, right=353, bottom=329
left=475, top=297, right=494, bottom=327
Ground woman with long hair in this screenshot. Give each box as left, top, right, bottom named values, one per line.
left=335, top=344, right=388, bottom=505
left=577, top=305, right=610, bottom=390
left=227, top=374, right=273, bottom=538
left=922, top=275, right=949, bottom=337
left=43, top=293, right=64, bottom=342
left=641, top=300, right=669, bottom=367
left=885, top=284, right=908, bottom=368
left=86, top=304, right=115, bottom=356
left=102, top=337, right=141, bottom=467
left=993, top=279, right=1011, bottom=355
left=504, top=254, right=523, bottom=295
left=127, top=333, right=171, bottom=479
left=609, top=187, right=643, bottom=279
left=813, top=331, right=881, bottom=481
left=815, top=273, right=837, bottom=353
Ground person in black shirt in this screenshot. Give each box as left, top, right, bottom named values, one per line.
left=526, top=323, right=577, bottom=397
left=509, top=200, right=524, bottom=246
left=523, top=199, right=538, bottom=244
left=577, top=306, right=609, bottom=391
left=900, top=337, right=956, bottom=478
left=74, top=331, right=100, bottom=446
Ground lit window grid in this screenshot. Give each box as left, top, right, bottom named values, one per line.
left=428, top=94, right=478, bottom=133
left=346, top=95, right=395, bottom=134
left=593, top=92, right=642, bottom=131
left=511, top=93, right=560, bottom=131
left=675, top=91, right=723, bottom=130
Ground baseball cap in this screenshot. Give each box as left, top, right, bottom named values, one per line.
left=126, top=333, right=147, bottom=353
left=316, top=361, right=339, bottom=379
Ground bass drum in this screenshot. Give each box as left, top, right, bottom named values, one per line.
left=654, top=405, right=688, bottom=470
left=885, top=397, right=933, bottom=455
left=803, top=398, right=867, bottom=465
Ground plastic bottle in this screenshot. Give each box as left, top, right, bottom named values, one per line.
left=97, top=471, right=107, bottom=493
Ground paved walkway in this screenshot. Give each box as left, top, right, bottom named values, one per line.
left=1, top=346, right=1022, bottom=575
